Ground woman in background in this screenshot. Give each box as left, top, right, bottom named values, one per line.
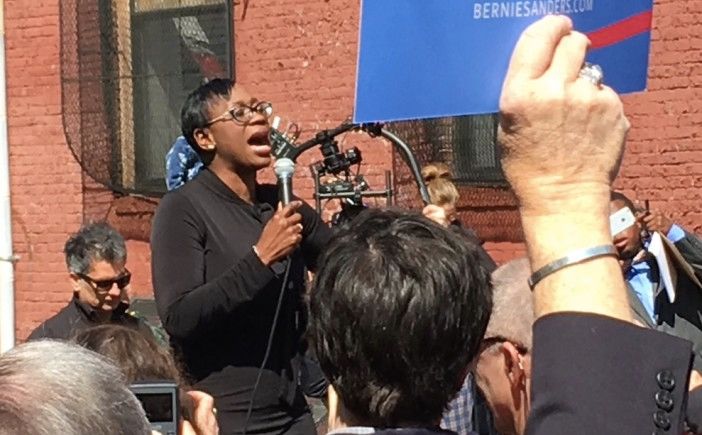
left=422, top=162, right=495, bottom=270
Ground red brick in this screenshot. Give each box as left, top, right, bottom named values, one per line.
left=8, top=0, right=702, bottom=339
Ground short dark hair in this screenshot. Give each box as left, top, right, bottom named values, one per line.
left=309, top=209, right=492, bottom=427
left=180, top=77, right=235, bottom=159
left=73, top=325, right=183, bottom=385
left=64, top=222, right=126, bottom=275
left=610, top=191, right=637, bottom=212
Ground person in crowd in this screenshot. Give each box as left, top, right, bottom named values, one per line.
left=421, top=163, right=496, bottom=433
left=472, top=258, right=533, bottom=435
left=421, top=162, right=496, bottom=273
left=609, top=191, right=702, bottom=369
left=422, top=163, right=459, bottom=224
left=0, top=340, right=151, bottom=434
left=74, top=324, right=219, bottom=435
left=151, top=78, right=331, bottom=435
left=310, top=15, right=696, bottom=435
left=166, top=135, right=204, bottom=191
left=309, top=208, right=492, bottom=435
left=27, top=222, right=151, bottom=341
left=498, top=15, right=694, bottom=434
left=73, top=324, right=183, bottom=384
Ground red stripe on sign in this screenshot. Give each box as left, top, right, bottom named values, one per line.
left=587, top=11, right=653, bottom=50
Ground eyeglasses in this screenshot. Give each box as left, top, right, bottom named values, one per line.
left=205, top=101, right=273, bottom=126
left=78, top=269, right=131, bottom=294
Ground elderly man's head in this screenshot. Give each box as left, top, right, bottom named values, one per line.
left=309, top=209, right=492, bottom=429
left=65, top=222, right=131, bottom=314
left=473, top=258, right=534, bottom=435
left=0, top=340, right=150, bottom=434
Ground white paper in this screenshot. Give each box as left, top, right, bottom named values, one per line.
left=610, top=207, right=636, bottom=237
left=648, top=232, right=677, bottom=303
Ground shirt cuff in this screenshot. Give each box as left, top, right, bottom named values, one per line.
left=667, top=224, right=686, bottom=243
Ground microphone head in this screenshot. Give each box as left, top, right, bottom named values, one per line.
left=274, top=158, right=295, bottom=177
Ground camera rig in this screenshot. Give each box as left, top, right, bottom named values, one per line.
left=269, top=119, right=430, bottom=222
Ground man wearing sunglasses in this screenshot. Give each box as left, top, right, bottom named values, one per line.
left=28, top=222, right=150, bottom=341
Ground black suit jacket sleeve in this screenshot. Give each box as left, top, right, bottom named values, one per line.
left=527, top=313, right=693, bottom=435
left=687, top=388, right=702, bottom=433
left=675, top=230, right=702, bottom=284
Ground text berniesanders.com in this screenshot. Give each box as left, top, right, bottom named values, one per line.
left=473, top=0, right=595, bottom=19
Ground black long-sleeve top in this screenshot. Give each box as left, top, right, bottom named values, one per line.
left=151, top=169, right=331, bottom=434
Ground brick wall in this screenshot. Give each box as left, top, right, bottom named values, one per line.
left=7, top=0, right=702, bottom=339
left=6, top=0, right=84, bottom=340
left=616, top=0, right=702, bottom=231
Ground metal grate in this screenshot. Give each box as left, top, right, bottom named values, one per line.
left=388, top=114, right=505, bottom=187
left=60, top=0, right=232, bottom=197
left=452, top=114, right=504, bottom=184
left=388, top=115, right=520, bottom=242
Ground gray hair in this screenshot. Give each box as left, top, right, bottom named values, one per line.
left=0, top=340, right=150, bottom=435
left=483, top=258, right=534, bottom=350
left=64, top=222, right=127, bottom=274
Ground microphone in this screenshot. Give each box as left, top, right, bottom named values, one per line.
left=274, top=158, right=295, bottom=206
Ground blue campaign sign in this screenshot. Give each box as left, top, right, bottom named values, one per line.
left=354, top=0, right=654, bottom=123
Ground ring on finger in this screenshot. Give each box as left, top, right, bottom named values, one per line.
left=578, top=62, right=604, bottom=87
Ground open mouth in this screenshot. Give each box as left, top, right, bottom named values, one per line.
left=248, top=129, right=270, bottom=146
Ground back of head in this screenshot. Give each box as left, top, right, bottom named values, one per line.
left=485, top=258, right=534, bottom=349
left=0, top=340, right=150, bottom=435
left=309, top=208, right=492, bottom=427
left=73, top=324, right=182, bottom=384
left=180, top=77, right=235, bottom=159
left=422, top=163, right=458, bottom=206
left=421, top=162, right=452, bottom=183
left=64, top=222, right=126, bottom=275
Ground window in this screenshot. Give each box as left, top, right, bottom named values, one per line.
left=451, top=114, right=504, bottom=184
left=61, top=0, right=232, bottom=196
left=388, top=114, right=505, bottom=186
left=130, top=0, right=233, bottom=193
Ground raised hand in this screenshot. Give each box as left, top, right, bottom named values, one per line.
left=499, top=15, right=630, bottom=213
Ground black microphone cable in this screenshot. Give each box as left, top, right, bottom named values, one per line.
left=242, top=255, right=293, bottom=435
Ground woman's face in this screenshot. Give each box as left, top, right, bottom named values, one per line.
left=201, top=85, right=273, bottom=171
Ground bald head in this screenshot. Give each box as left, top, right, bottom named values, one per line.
left=484, top=258, right=534, bottom=350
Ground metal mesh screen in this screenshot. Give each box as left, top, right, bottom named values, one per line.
left=389, top=115, right=521, bottom=242
left=60, top=0, right=232, bottom=197
left=389, top=114, right=504, bottom=186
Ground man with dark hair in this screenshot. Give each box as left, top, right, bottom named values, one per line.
left=609, top=191, right=702, bottom=369
left=28, top=222, right=148, bottom=340
left=309, top=208, right=492, bottom=432
left=152, top=78, right=331, bottom=434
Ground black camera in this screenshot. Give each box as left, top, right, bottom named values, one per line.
left=131, top=381, right=179, bottom=435
left=312, top=145, right=362, bottom=176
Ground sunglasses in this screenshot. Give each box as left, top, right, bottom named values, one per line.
left=77, top=269, right=131, bottom=293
